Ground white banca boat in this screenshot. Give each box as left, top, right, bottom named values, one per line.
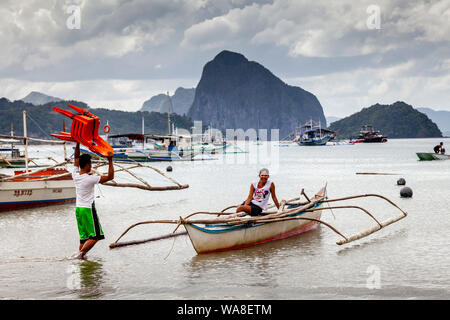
left=110, top=185, right=408, bottom=254
left=0, top=111, right=76, bottom=212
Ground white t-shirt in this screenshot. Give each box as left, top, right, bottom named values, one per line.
left=72, top=166, right=101, bottom=208
left=251, top=180, right=272, bottom=210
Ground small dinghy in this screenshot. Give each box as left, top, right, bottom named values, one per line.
left=416, top=152, right=450, bottom=161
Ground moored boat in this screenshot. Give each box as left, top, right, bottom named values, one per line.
left=184, top=188, right=326, bottom=254
left=357, top=125, right=387, bottom=143
left=193, top=142, right=229, bottom=154
left=295, top=119, right=335, bottom=146
left=0, top=124, right=27, bottom=168
left=0, top=168, right=75, bottom=212
left=110, top=185, right=408, bottom=254
left=0, top=111, right=76, bottom=212
left=0, top=146, right=26, bottom=168
left=82, top=133, right=201, bottom=162
left=416, top=152, right=450, bottom=161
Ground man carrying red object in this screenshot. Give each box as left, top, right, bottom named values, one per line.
left=72, top=142, right=114, bottom=259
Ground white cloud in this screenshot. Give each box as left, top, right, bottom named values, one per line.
left=288, top=62, right=450, bottom=117
left=0, top=78, right=198, bottom=112
left=182, top=0, right=450, bottom=57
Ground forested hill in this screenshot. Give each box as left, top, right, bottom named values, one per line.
left=329, top=101, right=442, bottom=138
left=0, top=98, right=193, bottom=139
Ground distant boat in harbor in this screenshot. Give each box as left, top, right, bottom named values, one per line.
left=416, top=152, right=450, bottom=161
left=295, top=119, right=336, bottom=146
left=80, top=133, right=201, bottom=162
left=0, top=145, right=26, bottom=168
left=0, top=124, right=27, bottom=168
left=351, top=125, right=387, bottom=143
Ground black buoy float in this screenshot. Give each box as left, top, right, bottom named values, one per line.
left=400, top=186, right=413, bottom=198
left=397, top=178, right=406, bottom=186
left=166, top=166, right=173, bottom=172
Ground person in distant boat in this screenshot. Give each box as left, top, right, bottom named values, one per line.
left=434, top=142, right=443, bottom=154
left=72, top=143, right=114, bottom=259
left=236, top=168, right=280, bottom=216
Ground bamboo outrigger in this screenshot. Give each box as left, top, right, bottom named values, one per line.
left=109, top=185, right=408, bottom=254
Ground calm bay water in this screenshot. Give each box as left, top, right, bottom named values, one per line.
left=0, top=138, right=449, bottom=299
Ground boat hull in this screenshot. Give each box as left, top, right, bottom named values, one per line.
left=0, top=158, right=26, bottom=168
left=416, top=152, right=450, bottom=161
left=194, top=143, right=229, bottom=154
left=0, top=180, right=76, bottom=212
left=298, top=136, right=332, bottom=146
left=362, top=137, right=387, bottom=143
left=81, top=147, right=199, bottom=162
left=184, top=207, right=322, bottom=254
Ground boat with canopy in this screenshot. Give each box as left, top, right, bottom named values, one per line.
left=295, top=119, right=335, bottom=146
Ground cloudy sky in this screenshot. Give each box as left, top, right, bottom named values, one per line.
left=1, top=0, right=449, bottom=117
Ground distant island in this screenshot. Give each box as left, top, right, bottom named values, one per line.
left=326, top=116, right=341, bottom=125
left=329, top=101, right=442, bottom=139
left=20, top=91, right=62, bottom=106
left=417, top=107, right=450, bottom=137
left=0, top=98, right=192, bottom=139
left=188, top=50, right=326, bottom=138
left=141, top=87, right=195, bottom=116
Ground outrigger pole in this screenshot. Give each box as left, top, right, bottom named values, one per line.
left=109, top=192, right=407, bottom=249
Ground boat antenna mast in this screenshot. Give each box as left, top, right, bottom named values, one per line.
left=142, top=115, right=145, bottom=150
left=23, top=111, right=29, bottom=174
left=10, top=122, right=14, bottom=150
left=166, top=91, right=171, bottom=135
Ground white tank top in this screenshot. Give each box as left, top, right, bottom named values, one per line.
left=251, top=180, right=272, bottom=210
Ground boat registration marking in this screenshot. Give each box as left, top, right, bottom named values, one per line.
left=13, top=189, right=33, bottom=197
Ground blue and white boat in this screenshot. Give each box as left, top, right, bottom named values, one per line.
left=295, top=119, right=335, bottom=146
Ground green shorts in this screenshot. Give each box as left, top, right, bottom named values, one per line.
left=75, top=203, right=105, bottom=244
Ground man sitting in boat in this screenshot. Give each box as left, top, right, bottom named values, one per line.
left=73, top=143, right=114, bottom=259
left=236, top=168, right=280, bottom=216
left=434, top=142, right=443, bottom=154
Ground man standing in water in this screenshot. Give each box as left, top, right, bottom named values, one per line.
left=236, top=168, right=280, bottom=216
left=73, top=143, right=114, bottom=259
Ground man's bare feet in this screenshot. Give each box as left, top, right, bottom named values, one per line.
left=76, top=251, right=86, bottom=260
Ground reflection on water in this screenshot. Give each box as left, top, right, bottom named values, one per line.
left=336, top=228, right=408, bottom=256
left=1, top=139, right=450, bottom=299
left=67, top=259, right=105, bottom=299
left=184, top=226, right=324, bottom=291
left=188, top=225, right=323, bottom=267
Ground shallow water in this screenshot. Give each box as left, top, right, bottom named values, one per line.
left=0, top=138, right=449, bottom=299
